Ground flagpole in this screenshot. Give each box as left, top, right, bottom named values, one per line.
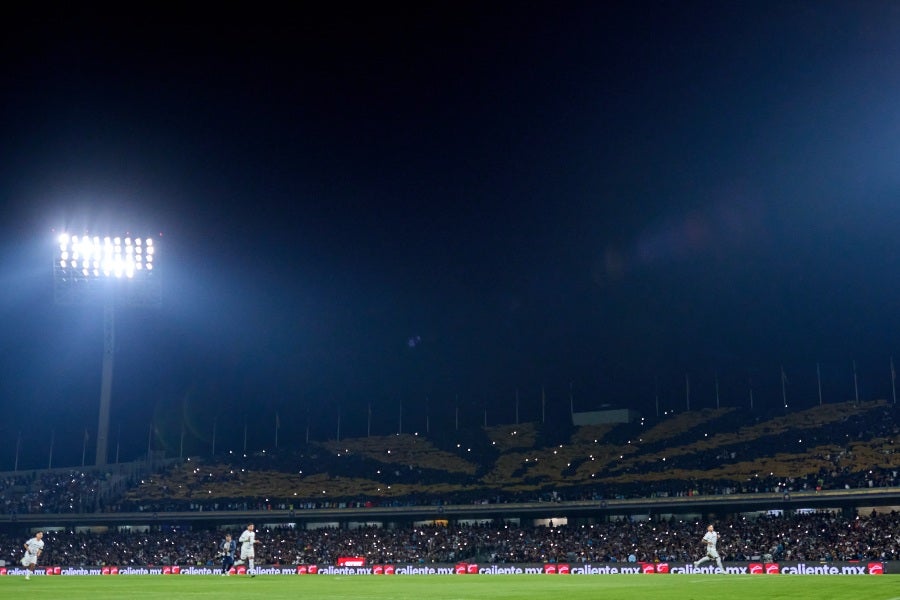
left=212, top=417, right=217, bottom=457
left=891, top=357, right=897, bottom=405
left=748, top=377, right=754, bottom=411
left=655, top=384, right=660, bottom=418
left=82, top=429, right=89, bottom=467
left=569, top=381, right=574, bottom=418
left=715, top=372, right=720, bottom=410
left=48, top=428, right=55, bottom=469
left=398, top=398, right=403, bottom=434
left=147, top=423, right=152, bottom=464
left=368, top=402, right=372, bottom=437
left=275, top=412, right=280, bottom=449
left=853, top=360, right=859, bottom=405
left=781, top=365, right=788, bottom=409
left=515, top=389, right=519, bottom=425
left=180, top=397, right=186, bottom=460
left=685, top=373, right=690, bottom=411
left=116, top=425, right=121, bottom=464
left=817, top=362, right=823, bottom=406
left=541, top=386, right=546, bottom=424
left=336, top=408, right=341, bottom=443
left=15, top=431, right=22, bottom=472
left=243, top=422, right=248, bottom=454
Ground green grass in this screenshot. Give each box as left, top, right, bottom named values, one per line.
left=0, top=574, right=897, bottom=599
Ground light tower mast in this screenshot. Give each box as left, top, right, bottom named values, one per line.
left=53, top=232, right=161, bottom=466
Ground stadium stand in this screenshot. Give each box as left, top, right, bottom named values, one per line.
left=0, top=511, right=897, bottom=566
left=0, top=400, right=896, bottom=514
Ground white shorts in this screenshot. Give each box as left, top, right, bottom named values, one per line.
left=240, top=547, right=254, bottom=560
left=21, top=554, right=39, bottom=567
left=706, top=549, right=720, bottom=559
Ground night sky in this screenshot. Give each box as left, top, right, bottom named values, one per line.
left=2, top=3, right=900, bottom=470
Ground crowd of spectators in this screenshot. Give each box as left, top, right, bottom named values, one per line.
left=0, top=510, right=897, bottom=567
left=0, top=462, right=170, bottom=516
left=111, top=400, right=899, bottom=513
left=1, top=400, right=896, bottom=514
left=0, top=471, right=106, bottom=514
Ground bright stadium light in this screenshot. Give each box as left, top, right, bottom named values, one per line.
left=54, top=232, right=159, bottom=307
left=53, top=230, right=161, bottom=467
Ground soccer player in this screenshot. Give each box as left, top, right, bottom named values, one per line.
left=21, top=531, right=44, bottom=580
left=236, top=523, right=260, bottom=576
left=693, top=524, right=724, bottom=571
left=220, top=533, right=236, bottom=575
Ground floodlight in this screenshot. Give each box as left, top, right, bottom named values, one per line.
left=53, top=232, right=161, bottom=307
left=52, top=230, right=162, bottom=467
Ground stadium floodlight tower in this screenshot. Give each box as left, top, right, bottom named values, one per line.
left=53, top=232, right=161, bottom=466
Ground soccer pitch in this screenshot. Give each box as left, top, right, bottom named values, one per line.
left=0, top=575, right=897, bottom=599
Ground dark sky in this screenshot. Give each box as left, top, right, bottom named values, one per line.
left=2, top=2, right=900, bottom=469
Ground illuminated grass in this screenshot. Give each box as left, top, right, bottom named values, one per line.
left=0, top=574, right=897, bottom=599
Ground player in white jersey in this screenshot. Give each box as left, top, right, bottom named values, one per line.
left=21, top=531, right=44, bottom=580
left=236, top=523, right=260, bottom=576
left=693, top=524, right=724, bottom=571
